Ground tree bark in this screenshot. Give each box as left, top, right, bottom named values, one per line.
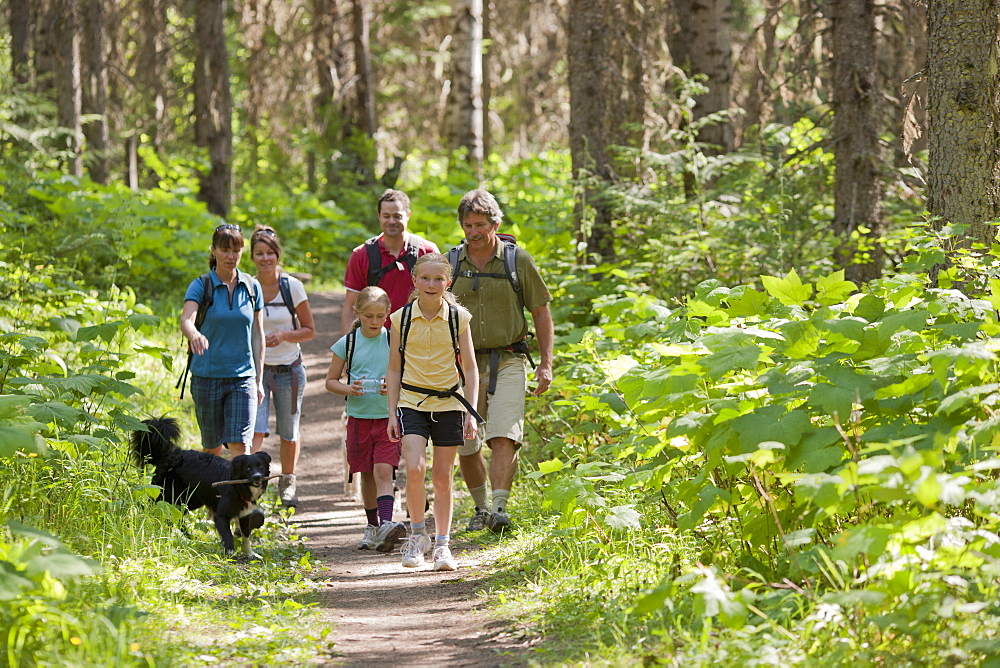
left=138, top=0, right=168, bottom=153
left=55, top=0, right=82, bottom=177
left=446, top=0, right=484, bottom=172
left=568, top=0, right=615, bottom=263
left=482, top=0, right=493, bottom=161
left=668, top=0, right=734, bottom=153
left=926, top=0, right=1000, bottom=245
left=81, top=0, right=110, bottom=184
left=831, top=0, right=884, bottom=282
left=311, top=0, right=343, bottom=192
left=193, top=0, right=233, bottom=217
left=35, top=0, right=58, bottom=98
left=10, top=0, right=31, bottom=85
left=351, top=0, right=375, bottom=183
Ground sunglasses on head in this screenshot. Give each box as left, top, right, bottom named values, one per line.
left=215, top=224, right=241, bottom=233
left=253, top=228, right=277, bottom=238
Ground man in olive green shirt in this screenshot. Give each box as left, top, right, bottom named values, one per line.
left=450, top=189, right=554, bottom=534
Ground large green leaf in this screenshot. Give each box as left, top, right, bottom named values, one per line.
left=761, top=269, right=812, bottom=307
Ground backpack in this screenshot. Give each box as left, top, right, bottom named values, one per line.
left=446, top=233, right=524, bottom=313
left=343, top=325, right=389, bottom=384
left=263, top=275, right=299, bottom=329
left=176, top=271, right=258, bottom=399
left=365, top=235, right=419, bottom=286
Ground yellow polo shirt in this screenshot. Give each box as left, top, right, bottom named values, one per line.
left=390, top=301, right=472, bottom=413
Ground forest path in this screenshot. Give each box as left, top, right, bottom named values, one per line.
left=273, top=290, right=526, bottom=666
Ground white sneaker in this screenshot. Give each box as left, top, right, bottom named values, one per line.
left=401, top=534, right=432, bottom=568
left=374, top=521, right=407, bottom=553
left=432, top=545, right=457, bottom=571
left=356, top=525, right=377, bottom=550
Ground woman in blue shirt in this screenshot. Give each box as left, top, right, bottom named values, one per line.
left=180, top=224, right=264, bottom=456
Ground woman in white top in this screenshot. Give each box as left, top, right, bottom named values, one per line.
left=249, top=225, right=315, bottom=507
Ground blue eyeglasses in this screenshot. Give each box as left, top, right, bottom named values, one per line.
left=215, top=224, right=241, bottom=233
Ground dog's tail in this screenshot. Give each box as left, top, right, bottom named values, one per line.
left=130, top=416, right=181, bottom=467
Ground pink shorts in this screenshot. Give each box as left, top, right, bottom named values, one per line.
left=346, top=416, right=400, bottom=477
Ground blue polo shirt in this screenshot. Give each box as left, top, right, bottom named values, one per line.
left=184, top=269, right=263, bottom=379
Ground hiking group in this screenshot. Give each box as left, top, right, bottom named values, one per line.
left=180, top=187, right=553, bottom=571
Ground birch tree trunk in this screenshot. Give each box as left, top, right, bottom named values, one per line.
left=446, top=0, right=484, bottom=172
left=926, top=0, right=1000, bottom=245
left=831, top=0, right=883, bottom=282
left=82, top=0, right=110, bottom=184
left=194, top=0, right=232, bottom=217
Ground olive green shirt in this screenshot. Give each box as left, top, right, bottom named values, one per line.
left=450, top=241, right=551, bottom=366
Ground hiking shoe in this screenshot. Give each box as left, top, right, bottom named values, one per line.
left=374, top=521, right=407, bottom=553
left=466, top=508, right=491, bottom=532
left=432, top=545, right=457, bottom=571
left=278, top=474, right=299, bottom=508
left=487, top=511, right=512, bottom=534
left=356, top=525, right=378, bottom=550
left=401, top=534, right=432, bottom=568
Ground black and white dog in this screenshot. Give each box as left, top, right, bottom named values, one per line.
left=130, top=416, right=271, bottom=560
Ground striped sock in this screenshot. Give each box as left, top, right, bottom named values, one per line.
left=376, top=495, right=394, bottom=525
left=365, top=507, right=378, bottom=527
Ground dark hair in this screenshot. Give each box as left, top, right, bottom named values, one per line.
left=377, top=189, right=411, bottom=214
left=250, top=225, right=282, bottom=260
left=457, top=188, right=503, bottom=226
left=209, top=225, right=244, bottom=270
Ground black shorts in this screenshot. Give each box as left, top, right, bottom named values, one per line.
left=397, top=408, right=464, bottom=447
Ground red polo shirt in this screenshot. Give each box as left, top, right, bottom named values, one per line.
left=344, top=233, right=440, bottom=316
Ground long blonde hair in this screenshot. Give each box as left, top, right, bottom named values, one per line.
left=408, top=253, right=459, bottom=305
left=351, top=286, right=391, bottom=331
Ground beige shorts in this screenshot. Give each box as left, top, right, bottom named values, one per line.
left=457, top=356, right=527, bottom=456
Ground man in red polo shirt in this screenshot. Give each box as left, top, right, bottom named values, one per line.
left=341, top=189, right=439, bottom=334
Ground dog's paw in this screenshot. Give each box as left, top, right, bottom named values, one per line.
left=246, top=508, right=265, bottom=531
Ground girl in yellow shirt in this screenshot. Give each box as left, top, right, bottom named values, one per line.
left=387, top=253, right=480, bottom=571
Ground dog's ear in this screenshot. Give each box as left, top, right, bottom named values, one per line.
left=260, top=452, right=271, bottom=464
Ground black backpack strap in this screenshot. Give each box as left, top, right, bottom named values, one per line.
left=398, top=302, right=413, bottom=382
left=366, top=236, right=419, bottom=286
left=501, top=242, right=524, bottom=309
left=345, top=328, right=357, bottom=384
left=448, top=304, right=466, bottom=387
left=278, top=275, right=298, bottom=329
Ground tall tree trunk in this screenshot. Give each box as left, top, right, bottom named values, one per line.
left=831, top=0, right=884, bottom=282
left=482, top=0, right=493, bottom=161
left=138, top=0, right=168, bottom=154
left=194, top=0, right=233, bottom=217
left=312, top=0, right=346, bottom=192
left=668, top=0, right=734, bottom=153
left=446, top=0, right=484, bottom=173
left=35, top=0, right=58, bottom=98
left=81, top=0, right=110, bottom=184
left=55, top=0, right=82, bottom=177
left=926, top=0, right=1000, bottom=245
left=742, top=0, right=780, bottom=139
left=351, top=0, right=376, bottom=184
left=568, top=0, right=615, bottom=264
left=10, top=1, right=31, bottom=85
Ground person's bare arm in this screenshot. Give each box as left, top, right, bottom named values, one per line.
left=252, top=308, right=265, bottom=403
left=458, top=325, right=479, bottom=439
left=180, top=301, right=207, bottom=354
left=386, top=324, right=402, bottom=442
left=266, top=298, right=316, bottom=347
left=530, top=303, right=554, bottom=396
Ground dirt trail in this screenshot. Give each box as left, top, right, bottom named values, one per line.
left=271, top=291, right=526, bottom=666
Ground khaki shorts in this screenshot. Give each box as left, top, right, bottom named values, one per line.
left=458, top=356, right=527, bottom=456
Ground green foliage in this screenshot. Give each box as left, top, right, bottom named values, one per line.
left=505, top=222, right=1000, bottom=663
